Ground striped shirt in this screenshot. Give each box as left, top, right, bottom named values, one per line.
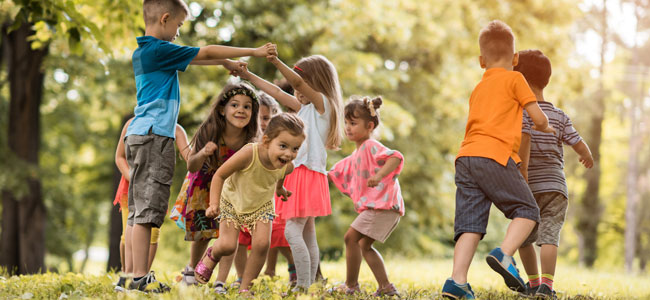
left=522, top=101, right=582, bottom=198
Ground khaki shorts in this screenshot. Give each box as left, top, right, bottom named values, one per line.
left=351, top=209, right=400, bottom=243
left=522, top=192, right=568, bottom=247
left=120, top=200, right=160, bottom=244
left=125, top=133, right=175, bottom=228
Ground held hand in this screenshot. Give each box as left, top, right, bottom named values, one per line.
left=276, top=187, right=292, bottom=201
left=202, top=141, right=218, bottom=156
left=266, top=55, right=278, bottom=63
left=579, top=155, right=594, bottom=169
left=367, top=174, right=382, bottom=187
left=223, top=59, right=247, bottom=73
left=533, top=124, right=556, bottom=134
left=205, top=204, right=220, bottom=219
left=254, top=43, right=277, bottom=57
left=234, top=65, right=251, bottom=80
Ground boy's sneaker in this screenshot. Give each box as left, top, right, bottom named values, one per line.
left=441, top=278, right=475, bottom=299
left=128, top=271, right=171, bottom=293
left=518, top=282, right=537, bottom=298
left=114, top=276, right=127, bottom=292
left=535, top=283, right=557, bottom=299
left=213, top=281, right=227, bottom=295
left=486, top=247, right=526, bottom=293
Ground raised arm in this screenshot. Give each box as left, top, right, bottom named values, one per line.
left=236, top=67, right=302, bottom=112
left=115, top=118, right=134, bottom=181
left=205, top=144, right=254, bottom=218
left=175, top=124, right=191, bottom=162
left=523, top=102, right=555, bottom=134
left=367, top=157, right=402, bottom=187
left=571, top=140, right=594, bottom=168
left=192, top=43, right=276, bottom=62
left=186, top=141, right=218, bottom=173
left=518, top=133, right=531, bottom=181
left=268, top=56, right=326, bottom=114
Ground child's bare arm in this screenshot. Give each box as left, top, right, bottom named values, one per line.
left=236, top=67, right=302, bottom=112
left=192, top=43, right=276, bottom=62
left=205, top=145, right=254, bottom=218
left=189, top=59, right=247, bottom=73
left=115, top=118, right=134, bottom=180
left=571, top=140, right=594, bottom=168
left=276, top=162, right=295, bottom=201
left=523, top=102, right=555, bottom=134
left=174, top=124, right=191, bottom=162
left=367, top=157, right=402, bottom=187
left=518, top=133, right=531, bottom=181
left=186, top=141, right=218, bottom=173
left=268, top=56, right=326, bottom=114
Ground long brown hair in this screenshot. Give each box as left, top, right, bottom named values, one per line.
left=294, top=55, right=343, bottom=149
left=190, top=82, right=260, bottom=169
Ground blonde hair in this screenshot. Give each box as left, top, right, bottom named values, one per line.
left=294, top=55, right=343, bottom=149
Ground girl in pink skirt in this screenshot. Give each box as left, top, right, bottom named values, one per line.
left=329, top=97, right=404, bottom=297
left=234, top=53, right=343, bottom=290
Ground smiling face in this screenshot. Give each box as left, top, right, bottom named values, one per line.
left=222, top=94, right=253, bottom=129
left=264, top=131, right=305, bottom=169
left=259, top=105, right=272, bottom=132
left=344, top=116, right=373, bottom=143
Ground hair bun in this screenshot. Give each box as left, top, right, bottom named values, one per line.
left=371, top=96, right=383, bottom=109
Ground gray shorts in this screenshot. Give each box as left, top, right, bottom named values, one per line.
left=454, top=156, right=540, bottom=241
left=522, top=192, right=568, bottom=247
left=125, top=133, right=175, bottom=228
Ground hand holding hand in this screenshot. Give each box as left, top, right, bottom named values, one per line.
left=223, top=59, right=247, bottom=74
left=276, top=187, right=292, bottom=201
left=254, top=43, right=277, bottom=57
left=202, top=141, right=218, bottom=157
left=205, top=204, right=220, bottom=218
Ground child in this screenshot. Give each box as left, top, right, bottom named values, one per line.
left=124, top=0, right=275, bottom=292
left=169, top=82, right=260, bottom=293
left=329, top=97, right=404, bottom=297
left=193, top=113, right=306, bottom=292
left=113, top=118, right=190, bottom=292
left=235, top=53, right=343, bottom=289
left=515, top=49, right=593, bottom=299
left=440, top=20, right=555, bottom=299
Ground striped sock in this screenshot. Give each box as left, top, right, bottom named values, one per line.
left=541, top=273, right=554, bottom=289
left=528, top=273, right=541, bottom=288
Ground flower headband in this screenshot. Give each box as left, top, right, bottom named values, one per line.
left=363, top=97, right=377, bottom=117
left=223, top=87, right=258, bottom=103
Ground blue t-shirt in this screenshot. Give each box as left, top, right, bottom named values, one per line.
left=126, top=36, right=199, bottom=139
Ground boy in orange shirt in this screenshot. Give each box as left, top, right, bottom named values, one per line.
left=441, top=20, right=554, bottom=299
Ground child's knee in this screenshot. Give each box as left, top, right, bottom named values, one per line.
left=358, top=238, right=374, bottom=251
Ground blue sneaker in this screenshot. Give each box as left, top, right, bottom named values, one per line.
left=441, top=278, right=476, bottom=299
left=486, top=247, right=526, bottom=293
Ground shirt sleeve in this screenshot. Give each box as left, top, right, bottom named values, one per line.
left=328, top=156, right=353, bottom=197
left=512, top=72, right=537, bottom=107
left=154, top=41, right=200, bottom=72
left=562, top=113, right=582, bottom=146
left=522, top=109, right=533, bottom=135
left=369, top=141, right=405, bottom=177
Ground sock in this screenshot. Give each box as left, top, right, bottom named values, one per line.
left=133, top=276, right=143, bottom=282
left=527, top=274, right=541, bottom=288
left=288, top=263, right=296, bottom=274
left=541, top=273, right=554, bottom=289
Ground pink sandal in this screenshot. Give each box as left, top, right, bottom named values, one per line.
left=195, top=247, right=219, bottom=284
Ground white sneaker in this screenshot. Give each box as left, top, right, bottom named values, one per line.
left=214, top=281, right=227, bottom=294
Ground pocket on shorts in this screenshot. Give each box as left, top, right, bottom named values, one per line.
left=152, top=136, right=175, bottom=186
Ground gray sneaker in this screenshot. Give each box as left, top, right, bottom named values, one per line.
left=535, top=283, right=557, bottom=300
left=114, top=276, right=127, bottom=292
left=128, top=271, right=171, bottom=293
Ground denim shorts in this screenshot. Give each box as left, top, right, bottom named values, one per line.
left=454, top=156, right=540, bottom=241
left=125, top=133, right=175, bottom=228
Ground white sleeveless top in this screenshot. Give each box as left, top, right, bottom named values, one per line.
left=293, top=94, right=331, bottom=174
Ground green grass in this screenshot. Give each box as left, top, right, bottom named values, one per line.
left=2, top=259, right=649, bottom=299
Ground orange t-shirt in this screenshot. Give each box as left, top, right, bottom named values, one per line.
left=456, top=68, right=536, bottom=166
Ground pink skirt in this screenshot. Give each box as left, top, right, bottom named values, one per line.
left=275, top=165, right=331, bottom=219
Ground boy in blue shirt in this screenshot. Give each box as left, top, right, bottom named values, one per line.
left=122, top=0, right=276, bottom=292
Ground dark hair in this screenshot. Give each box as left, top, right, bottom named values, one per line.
left=514, top=49, right=552, bottom=90
left=344, top=96, right=383, bottom=129
left=258, top=92, right=280, bottom=115
left=143, top=0, right=190, bottom=26
left=264, top=113, right=305, bottom=141
left=478, top=20, right=515, bottom=63
left=190, top=82, right=259, bottom=169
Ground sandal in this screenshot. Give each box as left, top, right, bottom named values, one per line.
left=372, top=283, right=399, bottom=297
left=180, top=265, right=197, bottom=285
left=195, top=247, right=219, bottom=284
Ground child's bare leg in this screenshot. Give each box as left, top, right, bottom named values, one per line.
left=120, top=240, right=125, bottom=273
left=240, top=221, right=272, bottom=290
left=264, top=247, right=279, bottom=276
left=198, top=221, right=238, bottom=274
left=359, top=236, right=390, bottom=288
left=216, top=252, right=236, bottom=282
left=518, top=244, right=539, bottom=278
left=147, top=243, right=158, bottom=272
left=501, top=218, right=536, bottom=255
left=234, top=243, right=248, bottom=279
left=132, top=223, right=152, bottom=277
left=539, top=244, right=557, bottom=276
left=451, top=232, right=481, bottom=284
left=190, top=240, right=210, bottom=268
left=279, top=247, right=294, bottom=264
left=124, top=225, right=134, bottom=274
left=344, top=227, right=363, bottom=287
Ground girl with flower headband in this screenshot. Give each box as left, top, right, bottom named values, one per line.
left=233, top=53, right=343, bottom=290
left=328, top=96, right=404, bottom=297
left=169, top=81, right=259, bottom=292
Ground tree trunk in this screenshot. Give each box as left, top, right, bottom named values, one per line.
left=0, top=22, right=48, bottom=275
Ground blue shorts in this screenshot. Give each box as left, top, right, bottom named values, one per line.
left=454, top=156, right=539, bottom=241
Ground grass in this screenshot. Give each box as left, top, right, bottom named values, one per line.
left=2, top=258, right=650, bottom=299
